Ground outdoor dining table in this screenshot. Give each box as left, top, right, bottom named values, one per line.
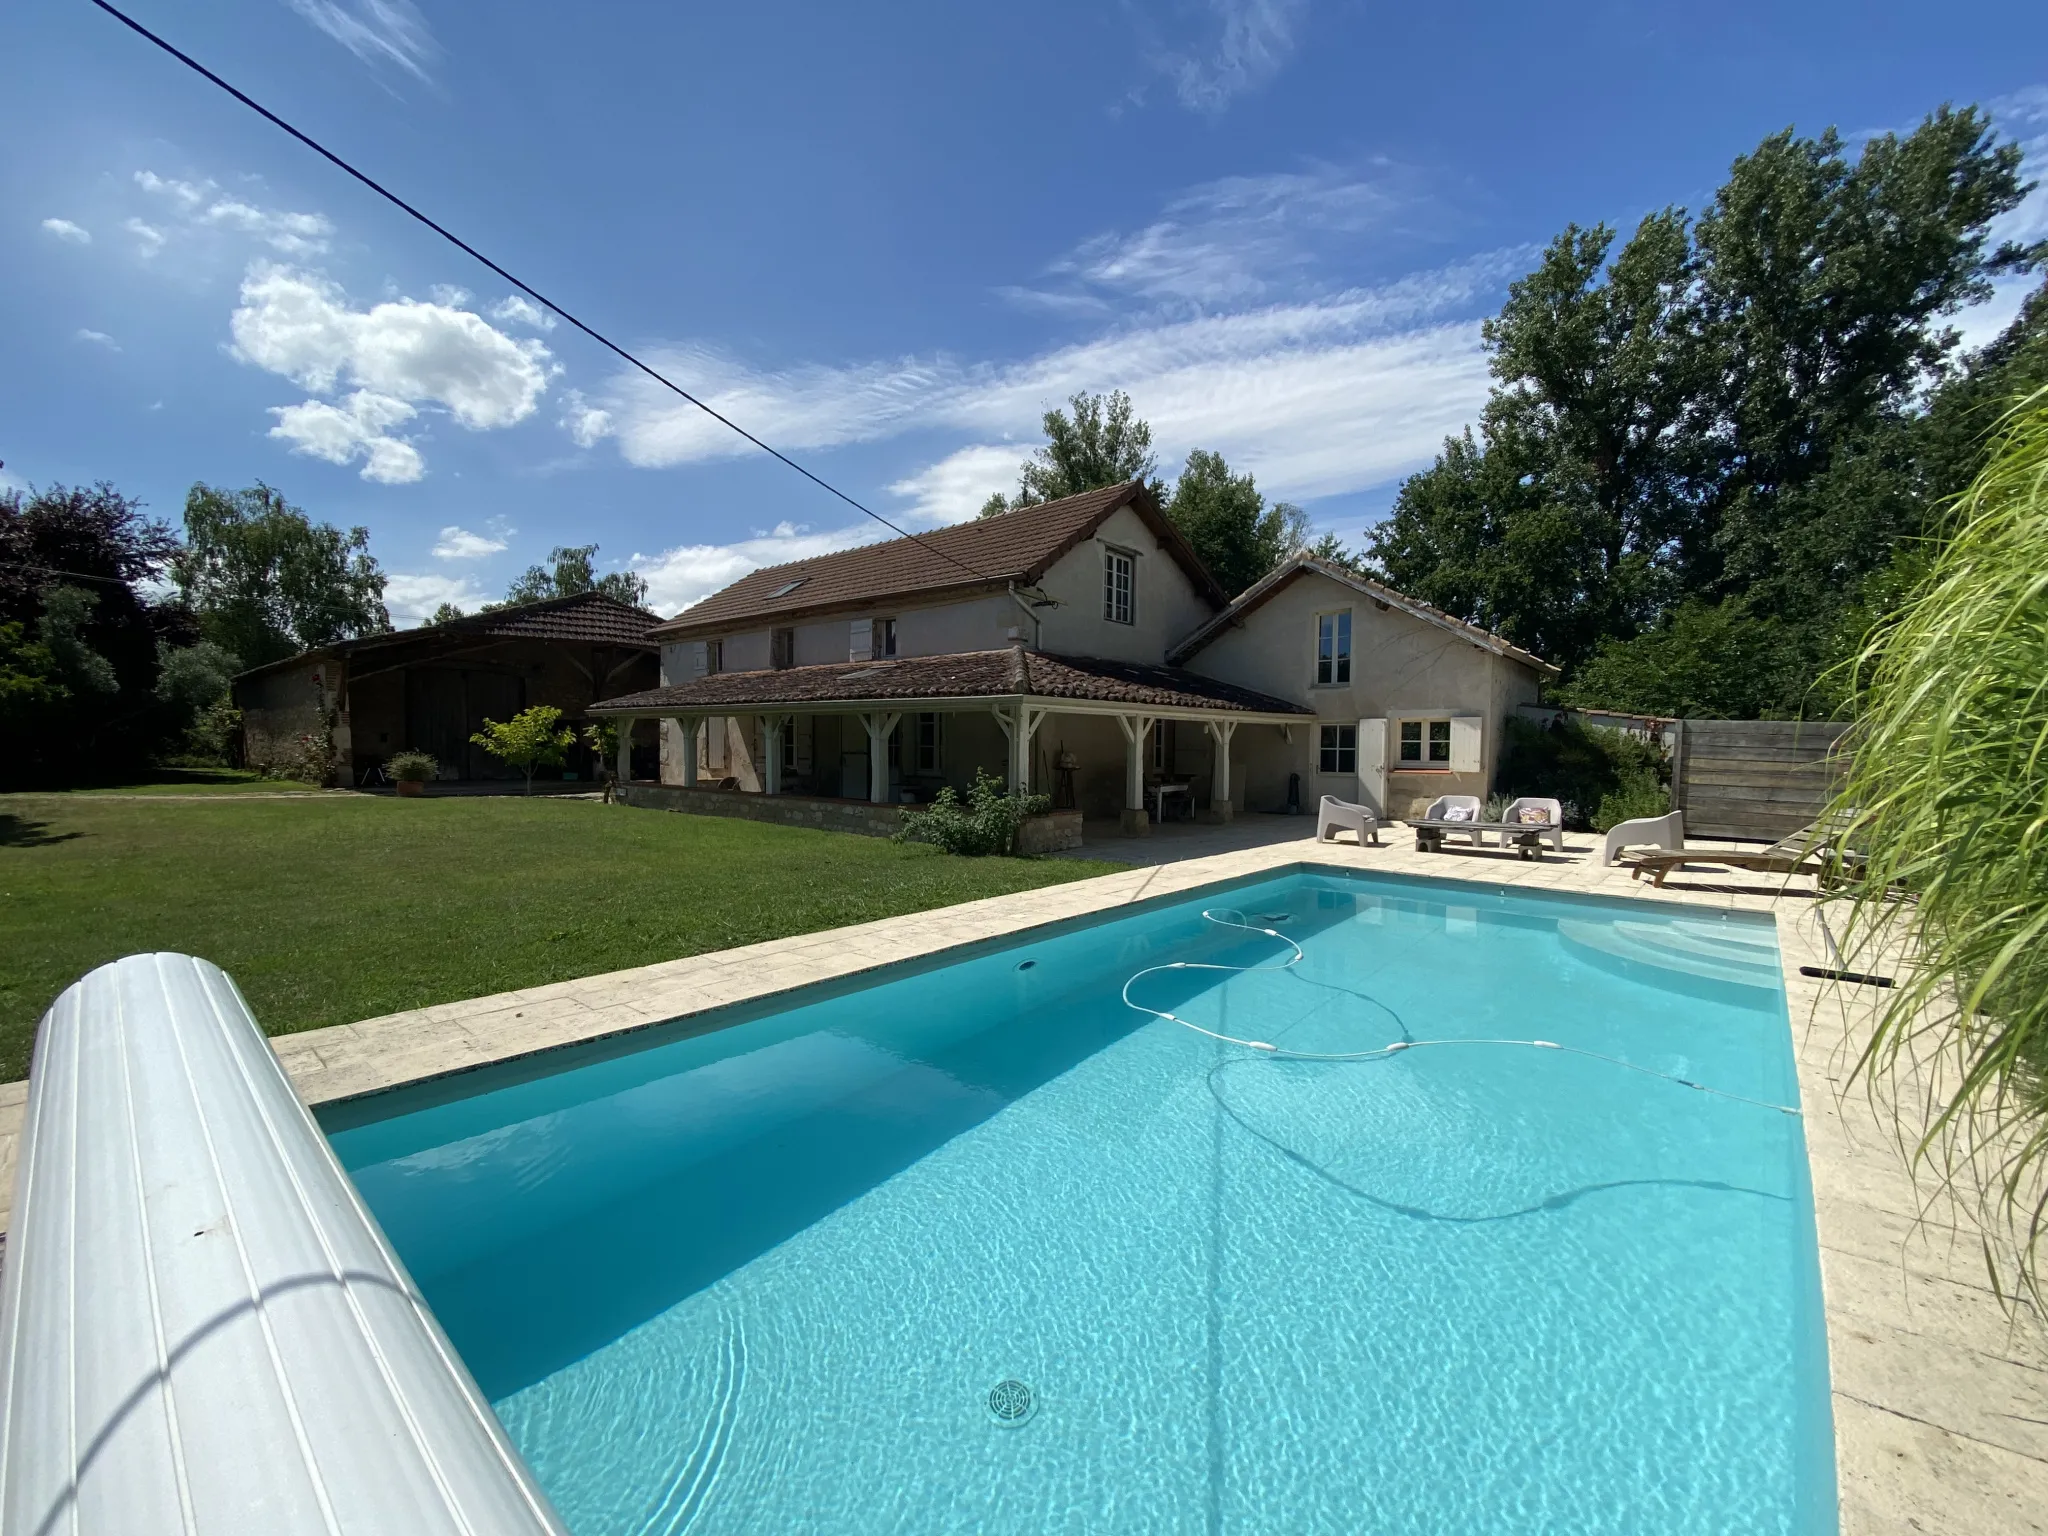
left=1406, top=816, right=1558, bottom=860
left=1148, top=781, right=1192, bottom=823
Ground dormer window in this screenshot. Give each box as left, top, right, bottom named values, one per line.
left=1103, top=547, right=1134, bottom=625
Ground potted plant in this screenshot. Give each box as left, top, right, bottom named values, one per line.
left=387, top=751, right=438, bottom=797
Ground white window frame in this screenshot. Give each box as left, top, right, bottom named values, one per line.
left=770, top=627, right=795, bottom=670
left=1103, top=546, right=1135, bottom=625
left=1315, top=610, right=1352, bottom=686
left=873, top=617, right=898, bottom=658
left=914, top=712, right=940, bottom=773
left=1151, top=719, right=1172, bottom=772
left=1393, top=714, right=1482, bottom=772
left=1318, top=723, right=1357, bottom=775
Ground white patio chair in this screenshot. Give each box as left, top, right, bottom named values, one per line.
left=1601, top=809, right=1683, bottom=866
left=1316, top=795, right=1380, bottom=847
left=1423, top=793, right=1486, bottom=846
left=1499, top=796, right=1565, bottom=852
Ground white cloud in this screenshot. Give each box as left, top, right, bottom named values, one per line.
left=430, top=283, right=473, bottom=307
left=268, top=390, right=424, bottom=482
left=233, top=263, right=553, bottom=434
left=74, top=329, right=120, bottom=350
left=559, top=388, right=614, bottom=447
left=490, top=295, right=557, bottom=330
left=135, top=171, right=333, bottom=255
left=41, top=218, right=90, bottom=244
left=1040, top=164, right=1425, bottom=307
left=590, top=251, right=1517, bottom=505
left=432, top=525, right=508, bottom=559
left=134, top=171, right=205, bottom=211
left=631, top=524, right=883, bottom=617
left=887, top=444, right=1032, bottom=524
left=1155, top=0, right=1310, bottom=115
left=126, top=218, right=165, bottom=256
left=385, top=572, right=489, bottom=627
left=284, top=0, right=438, bottom=80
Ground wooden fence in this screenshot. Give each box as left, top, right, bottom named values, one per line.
left=1672, top=719, right=1851, bottom=841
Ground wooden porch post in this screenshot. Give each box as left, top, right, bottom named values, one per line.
left=1115, top=713, right=1154, bottom=837
left=675, top=715, right=700, bottom=788
left=761, top=713, right=790, bottom=796
left=1203, top=718, right=1238, bottom=822
left=994, top=702, right=1049, bottom=795
left=860, top=712, right=901, bottom=804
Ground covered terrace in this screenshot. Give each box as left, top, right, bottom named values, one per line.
left=589, top=644, right=1312, bottom=837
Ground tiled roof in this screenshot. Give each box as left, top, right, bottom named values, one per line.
left=650, top=481, right=1229, bottom=638
left=234, top=591, right=659, bottom=680
left=591, top=647, right=1313, bottom=716
left=1167, top=555, right=1558, bottom=676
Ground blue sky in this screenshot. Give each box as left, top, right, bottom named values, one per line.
left=5, top=1, right=2046, bottom=623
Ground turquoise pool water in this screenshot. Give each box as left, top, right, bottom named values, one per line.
left=327, top=870, right=1835, bottom=1535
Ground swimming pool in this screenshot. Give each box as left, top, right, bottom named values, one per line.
left=325, top=868, right=1835, bottom=1535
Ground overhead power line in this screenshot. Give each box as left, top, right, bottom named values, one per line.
left=86, top=0, right=996, bottom=587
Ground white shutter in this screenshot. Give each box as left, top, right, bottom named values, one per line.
left=1449, top=715, right=1483, bottom=773
left=849, top=619, right=871, bottom=661
left=1356, top=718, right=1387, bottom=815
left=689, top=641, right=708, bottom=678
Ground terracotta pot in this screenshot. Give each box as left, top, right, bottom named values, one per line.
left=395, top=779, right=426, bottom=797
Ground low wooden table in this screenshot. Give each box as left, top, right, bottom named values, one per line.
left=1407, top=817, right=1558, bottom=860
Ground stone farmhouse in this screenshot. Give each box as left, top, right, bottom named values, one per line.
left=591, top=481, right=1554, bottom=840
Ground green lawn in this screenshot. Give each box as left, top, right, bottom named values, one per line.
left=0, top=794, right=1127, bottom=1081
left=62, top=768, right=325, bottom=795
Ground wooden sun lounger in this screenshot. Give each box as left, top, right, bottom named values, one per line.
left=1625, top=818, right=1845, bottom=887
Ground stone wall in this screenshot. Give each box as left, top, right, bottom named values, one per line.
left=618, top=782, right=907, bottom=838
left=1015, top=810, right=1083, bottom=854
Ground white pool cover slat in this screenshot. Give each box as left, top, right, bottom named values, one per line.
left=0, top=955, right=568, bottom=1535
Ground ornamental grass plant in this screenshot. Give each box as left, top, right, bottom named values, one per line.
left=1827, top=386, right=2048, bottom=1302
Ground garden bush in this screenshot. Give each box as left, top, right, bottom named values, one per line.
left=895, top=769, right=1050, bottom=856
left=1494, top=715, right=1669, bottom=832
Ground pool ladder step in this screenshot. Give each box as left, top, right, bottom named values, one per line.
left=1556, top=919, right=1780, bottom=990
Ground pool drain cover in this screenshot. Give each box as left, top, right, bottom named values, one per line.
left=987, top=1379, right=1035, bottom=1426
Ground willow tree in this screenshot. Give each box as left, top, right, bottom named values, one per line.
left=1829, top=386, right=2048, bottom=1300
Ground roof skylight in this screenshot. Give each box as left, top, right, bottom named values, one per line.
left=769, top=578, right=806, bottom=598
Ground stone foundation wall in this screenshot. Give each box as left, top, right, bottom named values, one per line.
left=619, top=782, right=907, bottom=838
left=1015, top=810, right=1084, bottom=854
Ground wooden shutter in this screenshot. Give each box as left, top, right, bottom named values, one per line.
left=689, top=641, right=708, bottom=677
left=1449, top=716, right=1483, bottom=773
left=1357, top=718, right=1386, bottom=813
left=849, top=619, right=871, bottom=661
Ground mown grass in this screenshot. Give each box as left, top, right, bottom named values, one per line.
left=62, top=768, right=323, bottom=795
left=0, top=794, right=1127, bottom=1081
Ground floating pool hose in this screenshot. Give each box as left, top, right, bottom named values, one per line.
left=1123, top=908, right=1801, bottom=1116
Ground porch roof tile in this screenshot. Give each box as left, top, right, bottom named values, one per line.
left=592, top=647, right=1313, bottom=716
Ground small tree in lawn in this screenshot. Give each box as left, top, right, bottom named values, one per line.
left=470, top=705, right=575, bottom=794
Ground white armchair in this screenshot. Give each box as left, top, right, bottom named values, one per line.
left=1316, top=795, right=1380, bottom=846
left=1423, top=793, right=1486, bottom=846
left=1499, top=796, right=1565, bottom=852
left=1602, top=809, right=1683, bottom=866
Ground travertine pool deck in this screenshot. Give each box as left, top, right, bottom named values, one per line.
left=4, top=826, right=2043, bottom=1532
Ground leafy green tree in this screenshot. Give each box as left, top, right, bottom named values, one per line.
left=1162, top=449, right=1308, bottom=596
left=470, top=704, right=576, bottom=793
left=1370, top=108, right=2033, bottom=698
left=979, top=390, right=1159, bottom=516
left=153, top=639, right=242, bottom=761
left=175, top=483, right=389, bottom=667
left=429, top=602, right=467, bottom=625
left=499, top=543, right=649, bottom=608
left=1, top=481, right=177, bottom=699
left=35, top=585, right=119, bottom=698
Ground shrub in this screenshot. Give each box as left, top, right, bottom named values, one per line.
left=1495, top=714, right=1668, bottom=831
left=895, top=769, right=1050, bottom=856
left=386, top=750, right=437, bottom=784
